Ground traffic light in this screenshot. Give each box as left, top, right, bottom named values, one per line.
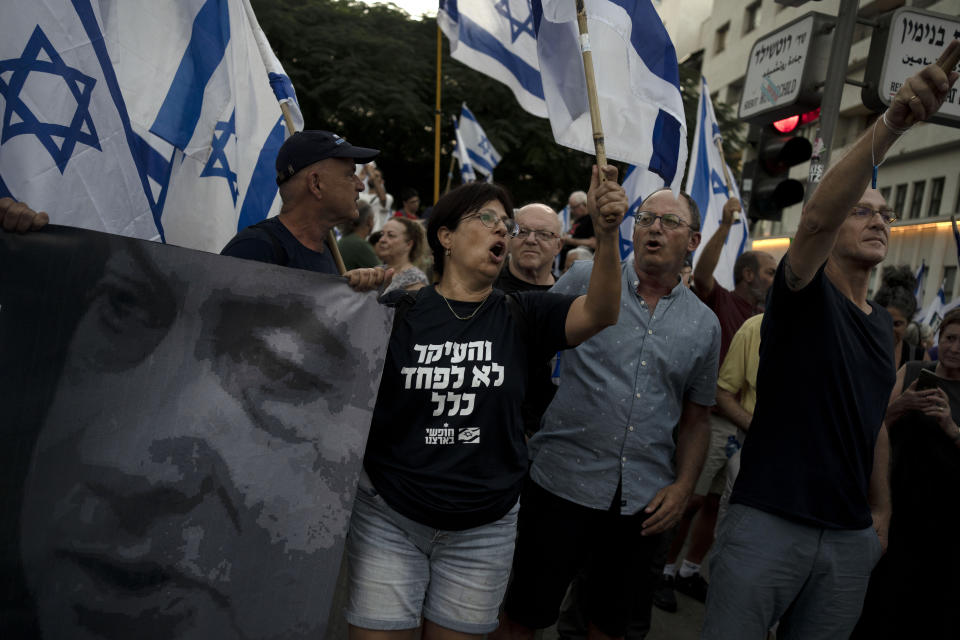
left=745, top=119, right=813, bottom=221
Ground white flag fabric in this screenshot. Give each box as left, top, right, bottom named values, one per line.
left=685, top=77, right=747, bottom=291
left=241, top=0, right=304, bottom=132
left=918, top=280, right=947, bottom=328
left=438, top=0, right=686, bottom=192
left=453, top=116, right=477, bottom=182
left=0, top=0, right=289, bottom=253
left=536, top=0, right=687, bottom=192
left=438, top=0, right=547, bottom=118
left=458, top=103, right=501, bottom=178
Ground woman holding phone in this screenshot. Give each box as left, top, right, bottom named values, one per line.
left=853, top=308, right=960, bottom=638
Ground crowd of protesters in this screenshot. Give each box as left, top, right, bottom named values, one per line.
left=1, top=56, right=958, bottom=640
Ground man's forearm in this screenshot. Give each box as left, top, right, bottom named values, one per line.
left=674, top=408, right=711, bottom=490
left=868, top=424, right=891, bottom=517
left=716, top=389, right=752, bottom=432
left=692, top=221, right=731, bottom=293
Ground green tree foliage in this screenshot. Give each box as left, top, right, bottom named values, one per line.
left=251, top=0, right=744, bottom=209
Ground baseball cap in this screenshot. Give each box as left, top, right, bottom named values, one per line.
left=275, top=130, right=380, bottom=185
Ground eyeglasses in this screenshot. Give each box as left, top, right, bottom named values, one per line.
left=634, top=211, right=692, bottom=230
left=850, top=205, right=897, bottom=225
left=463, top=210, right=519, bottom=237
left=515, top=227, right=559, bottom=242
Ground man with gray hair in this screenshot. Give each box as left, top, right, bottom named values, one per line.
left=560, top=189, right=596, bottom=268
left=495, top=187, right=719, bottom=640
left=564, top=247, right=594, bottom=274
left=494, top=203, right=564, bottom=438
left=496, top=203, right=564, bottom=292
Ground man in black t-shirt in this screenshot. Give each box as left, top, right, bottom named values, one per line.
left=558, top=189, right=595, bottom=268
left=702, top=57, right=958, bottom=640
left=220, top=130, right=389, bottom=291
left=494, top=203, right=564, bottom=436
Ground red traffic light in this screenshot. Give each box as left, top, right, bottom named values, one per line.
left=772, top=115, right=800, bottom=133
left=771, top=108, right=821, bottom=134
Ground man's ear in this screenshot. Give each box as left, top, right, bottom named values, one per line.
left=687, top=231, right=702, bottom=253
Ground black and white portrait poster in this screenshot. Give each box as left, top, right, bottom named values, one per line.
left=0, top=226, right=393, bottom=639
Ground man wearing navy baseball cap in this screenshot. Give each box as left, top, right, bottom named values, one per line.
left=221, top=131, right=389, bottom=289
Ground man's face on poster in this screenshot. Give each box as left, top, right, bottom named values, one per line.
left=18, top=239, right=382, bottom=639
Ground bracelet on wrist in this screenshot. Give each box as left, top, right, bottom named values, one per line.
left=881, top=111, right=910, bottom=136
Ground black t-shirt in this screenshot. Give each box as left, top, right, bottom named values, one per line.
left=494, top=265, right=558, bottom=437
left=731, top=260, right=895, bottom=529
left=559, top=214, right=595, bottom=267
left=220, top=217, right=338, bottom=274
left=364, top=285, right=574, bottom=530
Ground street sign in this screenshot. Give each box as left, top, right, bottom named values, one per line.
left=738, top=12, right=835, bottom=124
left=864, top=7, right=960, bottom=127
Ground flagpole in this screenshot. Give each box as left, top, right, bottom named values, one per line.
left=434, top=24, right=443, bottom=203
left=279, top=101, right=347, bottom=275
left=574, top=0, right=607, bottom=180
left=712, top=134, right=739, bottom=221
left=444, top=142, right=457, bottom=194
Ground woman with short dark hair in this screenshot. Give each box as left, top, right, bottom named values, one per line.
left=345, top=166, right=627, bottom=640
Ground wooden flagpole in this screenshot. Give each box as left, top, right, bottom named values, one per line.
left=434, top=24, right=443, bottom=203
left=279, top=102, right=347, bottom=275
left=712, top=133, right=739, bottom=221
left=574, top=0, right=607, bottom=181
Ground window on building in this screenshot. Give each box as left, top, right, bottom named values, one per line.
left=943, top=266, right=957, bottom=303
left=715, top=22, right=730, bottom=54
left=955, top=174, right=960, bottom=213
left=726, top=78, right=744, bottom=108
left=928, top=177, right=944, bottom=217
left=894, top=183, right=908, bottom=214
left=743, top=2, right=761, bottom=35
left=909, top=180, right=926, bottom=219
left=880, top=186, right=891, bottom=201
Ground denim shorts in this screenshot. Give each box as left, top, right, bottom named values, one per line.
left=344, top=470, right=519, bottom=633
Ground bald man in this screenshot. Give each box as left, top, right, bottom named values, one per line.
left=496, top=203, right=564, bottom=292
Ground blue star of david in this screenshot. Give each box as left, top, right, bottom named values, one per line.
left=478, top=136, right=493, bottom=156
left=200, top=110, right=238, bottom=205
left=0, top=26, right=101, bottom=173
left=495, top=0, right=536, bottom=43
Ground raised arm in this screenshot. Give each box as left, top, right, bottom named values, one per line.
left=564, top=164, right=626, bottom=346
left=692, top=197, right=740, bottom=298
left=786, top=43, right=959, bottom=290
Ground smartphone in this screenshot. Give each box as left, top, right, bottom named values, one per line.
left=916, top=368, right=940, bottom=391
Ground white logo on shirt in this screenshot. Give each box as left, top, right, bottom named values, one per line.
left=458, top=427, right=480, bottom=444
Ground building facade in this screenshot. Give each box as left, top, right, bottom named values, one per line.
left=658, top=0, right=960, bottom=310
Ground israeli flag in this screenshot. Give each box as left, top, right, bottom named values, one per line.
left=458, top=104, right=501, bottom=179
left=439, top=0, right=686, bottom=193
left=535, top=0, right=687, bottom=191
left=0, top=0, right=288, bottom=253
left=241, top=0, right=304, bottom=132
left=452, top=116, right=476, bottom=183
left=438, top=0, right=547, bottom=118
left=914, top=260, right=928, bottom=310
left=918, top=279, right=947, bottom=328
left=686, top=77, right=746, bottom=291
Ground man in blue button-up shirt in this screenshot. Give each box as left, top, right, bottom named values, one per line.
left=496, top=188, right=720, bottom=640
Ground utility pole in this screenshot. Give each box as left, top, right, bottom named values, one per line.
left=804, top=0, right=860, bottom=202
